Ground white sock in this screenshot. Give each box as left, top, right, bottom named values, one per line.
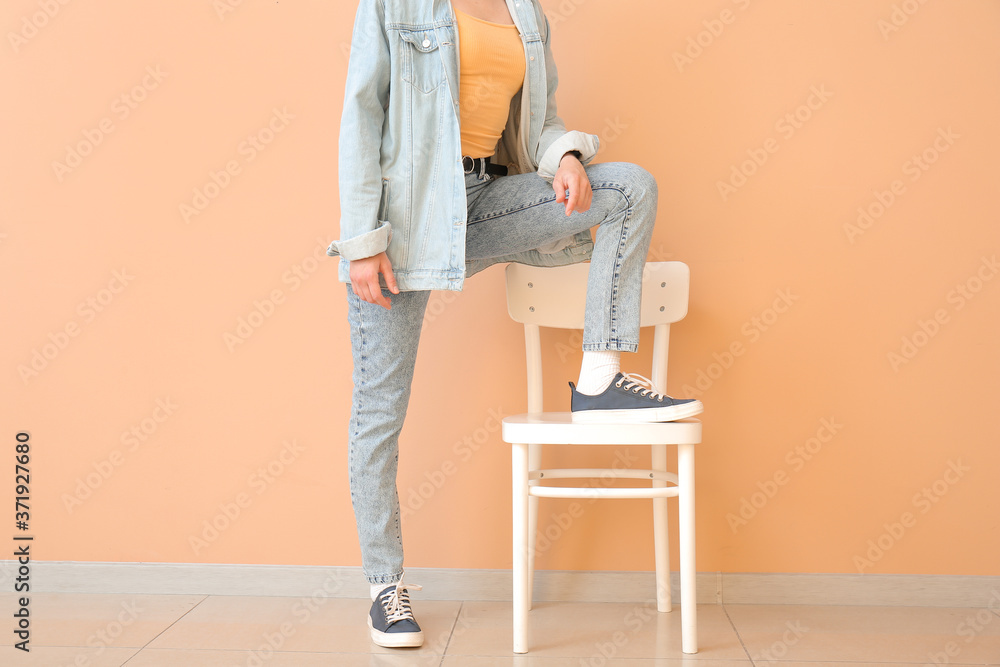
left=576, top=350, right=621, bottom=395
left=371, top=580, right=397, bottom=601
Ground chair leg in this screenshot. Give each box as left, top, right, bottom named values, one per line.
left=527, top=443, right=541, bottom=610
left=651, top=444, right=671, bottom=613
left=512, top=443, right=530, bottom=654
left=527, top=495, right=538, bottom=611
left=677, top=443, right=698, bottom=654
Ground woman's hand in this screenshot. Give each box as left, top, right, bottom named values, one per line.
left=552, top=153, right=593, bottom=216
left=349, top=251, right=399, bottom=310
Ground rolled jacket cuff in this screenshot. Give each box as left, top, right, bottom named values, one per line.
left=536, top=130, right=600, bottom=181
left=326, top=221, right=392, bottom=261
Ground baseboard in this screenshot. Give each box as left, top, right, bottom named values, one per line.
left=4, top=561, right=997, bottom=607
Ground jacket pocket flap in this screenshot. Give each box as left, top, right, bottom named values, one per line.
left=399, top=28, right=441, bottom=52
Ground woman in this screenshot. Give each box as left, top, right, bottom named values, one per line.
left=326, top=0, right=702, bottom=648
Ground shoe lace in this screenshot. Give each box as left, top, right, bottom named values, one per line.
left=616, top=372, right=668, bottom=402
left=380, top=578, right=422, bottom=624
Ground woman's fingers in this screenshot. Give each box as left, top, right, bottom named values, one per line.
left=381, top=254, right=399, bottom=295
left=578, top=179, right=593, bottom=212
left=559, top=172, right=592, bottom=216
left=553, top=172, right=575, bottom=215
left=564, top=181, right=578, bottom=215
left=372, top=281, right=391, bottom=309
left=349, top=252, right=395, bottom=310
left=553, top=162, right=593, bottom=216
left=553, top=173, right=567, bottom=204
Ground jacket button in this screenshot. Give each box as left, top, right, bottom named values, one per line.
left=422, top=39, right=431, bottom=47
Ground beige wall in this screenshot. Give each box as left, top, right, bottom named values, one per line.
left=3, top=0, right=998, bottom=577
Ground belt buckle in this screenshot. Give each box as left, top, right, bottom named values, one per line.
left=462, top=156, right=475, bottom=174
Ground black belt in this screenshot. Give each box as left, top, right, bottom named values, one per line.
left=463, top=155, right=508, bottom=178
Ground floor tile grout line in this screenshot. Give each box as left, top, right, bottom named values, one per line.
left=721, top=602, right=757, bottom=666
left=18, top=644, right=995, bottom=666
left=119, top=593, right=210, bottom=665
left=31, top=594, right=1000, bottom=664
left=118, top=646, right=143, bottom=667
left=438, top=599, right=463, bottom=665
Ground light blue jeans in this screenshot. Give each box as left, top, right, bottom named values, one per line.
left=345, top=162, right=657, bottom=584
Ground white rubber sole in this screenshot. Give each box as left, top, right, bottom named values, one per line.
left=368, top=614, right=424, bottom=648
left=571, top=399, right=704, bottom=424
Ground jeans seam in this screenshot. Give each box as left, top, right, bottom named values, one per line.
left=578, top=183, right=633, bottom=349
left=351, top=293, right=365, bottom=508
left=468, top=196, right=553, bottom=225
left=610, top=189, right=634, bottom=345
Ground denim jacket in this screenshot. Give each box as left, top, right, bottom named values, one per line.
left=326, top=0, right=601, bottom=291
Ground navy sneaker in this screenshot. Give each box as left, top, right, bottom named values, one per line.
left=368, top=579, right=424, bottom=648
left=570, top=372, right=703, bottom=423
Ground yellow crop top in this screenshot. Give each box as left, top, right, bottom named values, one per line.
left=455, top=7, right=526, bottom=158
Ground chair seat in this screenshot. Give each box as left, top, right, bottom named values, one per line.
left=502, top=413, right=701, bottom=445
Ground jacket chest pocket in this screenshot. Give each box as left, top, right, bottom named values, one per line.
left=399, top=28, right=445, bottom=94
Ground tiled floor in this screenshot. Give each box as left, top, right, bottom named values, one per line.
left=3, top=592, right=999, bottom=666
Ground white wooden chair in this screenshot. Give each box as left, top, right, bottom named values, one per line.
left=501, top=261, right=701, bottom=654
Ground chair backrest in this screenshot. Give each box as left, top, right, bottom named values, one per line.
left=505, top=262, right=691, bottom=412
